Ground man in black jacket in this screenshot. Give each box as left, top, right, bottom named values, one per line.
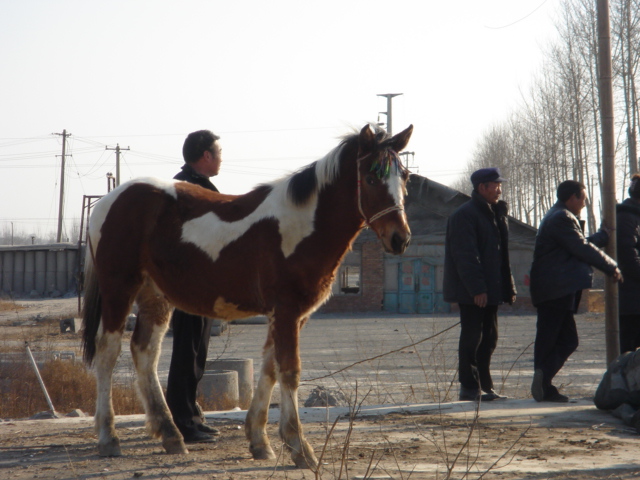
left=617, top=173, right=640, bottom=353
left=444, top=167, right=517, bottom=402
left=530, top=180, right=622, bottom=403
left=166, top=130, right=222, bottom=443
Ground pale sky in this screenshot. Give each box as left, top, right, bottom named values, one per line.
left=0, top=0, right=561, bottom=239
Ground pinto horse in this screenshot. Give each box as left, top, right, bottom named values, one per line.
left=81, top=123, right=413, bottom=469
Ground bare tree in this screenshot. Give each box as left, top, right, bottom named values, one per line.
left=451, top=0, right=640, bottom=234
left=612, top=0, right=640, bottom=184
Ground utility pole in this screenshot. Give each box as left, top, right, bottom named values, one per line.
left=399, top=151, right=417, bottom=172
left=106, top=172, right=116, bottom=192
left=53, top=129, right=71, bottom=243
left=597, top=0, right=620, bottom=364
left=105, top=144, right=130, bottom=186
left=377, top=93, right=402, bottom=135
left=533, top=169, right=538, bottom=227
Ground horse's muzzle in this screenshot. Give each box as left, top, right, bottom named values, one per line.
left=390, top=231, right=411, bottom=255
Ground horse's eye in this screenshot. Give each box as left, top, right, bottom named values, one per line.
left=366, top=175, right=377, bottom=186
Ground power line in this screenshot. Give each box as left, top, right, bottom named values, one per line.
left=484, top=0, right=549, bottom=30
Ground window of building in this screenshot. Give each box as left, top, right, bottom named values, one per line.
left=340, top=265, right=360, bottom=294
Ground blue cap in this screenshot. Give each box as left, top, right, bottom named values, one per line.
left=470, top=167, right=507, bottom=188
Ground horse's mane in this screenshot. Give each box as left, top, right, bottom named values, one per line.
left=283, top=124, right=391, bottom=206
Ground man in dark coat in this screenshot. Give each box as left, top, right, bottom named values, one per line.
left=444, top=167, right=517, bottom=402
left=617, top=173, right=640, bottom=353
left=530, top=180, right=622, bottom=403
left=165, top=130, right=222, bottom=443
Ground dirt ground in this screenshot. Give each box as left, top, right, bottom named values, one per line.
left=1, top=297, right=640, bottom=480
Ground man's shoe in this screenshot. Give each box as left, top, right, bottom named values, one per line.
left=459, top=386, right=498, bottom=402
left=460, top=385, right=502, bottom=402
left=197, top=423, right=221, bottom=436
left=482, top=389, right=507, bottom=400
left=459, top=386, right=482, bottom=401
left=531, top=369, right=544, bottom=402
left=181, top=429, right=217, bottom=444
left=543, top=391, right=569, bottom=403
left=540, top=384, right=568, bottom=403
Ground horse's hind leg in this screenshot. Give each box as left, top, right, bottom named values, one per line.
left=94, top=319, right=126, bottom=455
left=131, top=282, right=187, bottom=454
left=274, top=315, right=318, bottom=469
left=246, top=332, right=277, bottom=461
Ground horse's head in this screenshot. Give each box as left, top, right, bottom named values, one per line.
left=356, top=124, right=413, bottom=255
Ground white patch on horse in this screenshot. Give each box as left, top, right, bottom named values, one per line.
left=181, top=179, right=317, bottom=261
left=314, top=145, right=342, bottom=187
left=385, top=167, right=405, bottom=206
left=94, top=330, right=123, bottom=433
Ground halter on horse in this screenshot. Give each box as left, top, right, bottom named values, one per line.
left=81, top=123, right=413, bottom=469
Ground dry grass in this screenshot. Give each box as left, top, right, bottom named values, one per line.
left=0, top=299, right=25, bottom=313
left=0, top=303, right=141, bottom=419
left=0, top=356, right=142, bottom=419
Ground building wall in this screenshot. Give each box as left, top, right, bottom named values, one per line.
left=320, top=242, right=385, bottom=313
left=509, top=247, right=534, bottom=306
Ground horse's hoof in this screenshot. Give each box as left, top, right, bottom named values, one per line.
left=163, top=438, right=188, bottom=455
left=292, top=451, right=319, bottom=470
left=98, top=438, right=122, bottom=457
left=250, top=445, right=276, bottom=460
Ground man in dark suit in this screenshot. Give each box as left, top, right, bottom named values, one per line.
left=166, top=130, right=222, bottom=443
left=530, top=180, right=622, bottom=402
left=444, top=167, right=516, bottom=402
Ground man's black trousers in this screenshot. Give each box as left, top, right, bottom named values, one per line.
left=533, top=303, right=579, bottom=389
left=165, top=310, right=213, bottom=430
left=458, top=304, right=498, bottom=392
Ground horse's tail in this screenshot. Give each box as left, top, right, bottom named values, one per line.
left=81, top=243, right=102, bottom=366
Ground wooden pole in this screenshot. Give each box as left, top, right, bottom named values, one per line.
left=596, top=0, right=620, bottom=365
left=56, top=129, right=69, bottom=243
left=25, top=342, right=58, bottom=417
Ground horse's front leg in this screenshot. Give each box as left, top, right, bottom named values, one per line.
left=275, top=315, right=318, bottom=470
left=245, top=335, right=277, bottom=461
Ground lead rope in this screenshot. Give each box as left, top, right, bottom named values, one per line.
left=356, top=153, right=405, bottom=227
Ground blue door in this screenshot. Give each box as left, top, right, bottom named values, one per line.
left=397, top=260, right=435, bottom=314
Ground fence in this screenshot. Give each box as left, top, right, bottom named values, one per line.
left=0, top=243, right=80, bottom=297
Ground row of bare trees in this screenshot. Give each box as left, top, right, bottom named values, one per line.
left=0, top=223, right=80, bottom=246
left=454, top=0, right=640, bottom=234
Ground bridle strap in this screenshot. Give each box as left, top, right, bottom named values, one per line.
left=356, top=153, right=405, bottom=227
left=368, top=204, right=405, bottom=224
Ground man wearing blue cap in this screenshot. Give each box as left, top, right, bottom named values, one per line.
left=444, top=167, right=517, bottom=402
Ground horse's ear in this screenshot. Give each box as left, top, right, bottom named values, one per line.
left=390, top=125, right=413, bottom=152
left=358, top=124, right=376, bottom=154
